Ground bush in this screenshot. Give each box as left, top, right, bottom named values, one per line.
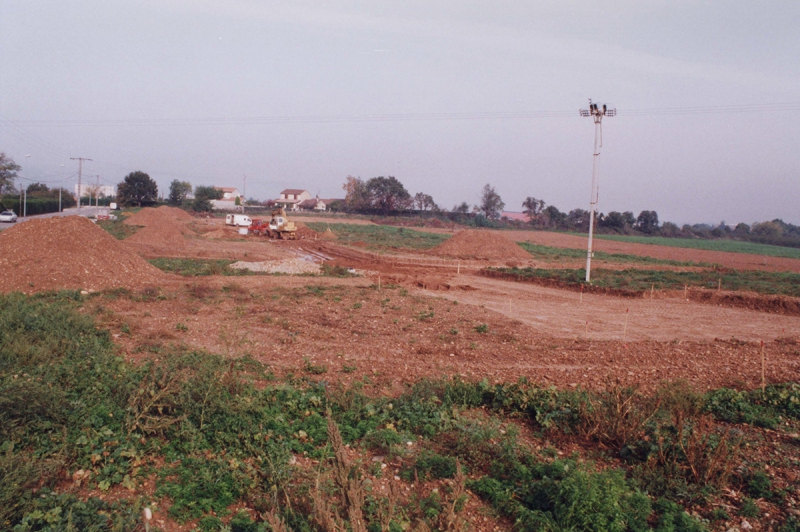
left=471, top=459, right=653, bottom=532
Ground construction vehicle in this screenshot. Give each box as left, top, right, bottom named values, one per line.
left=249, top=208, right=296, bottom=240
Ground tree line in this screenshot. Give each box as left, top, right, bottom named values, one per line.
left=2, top=152, right=798, bottom=248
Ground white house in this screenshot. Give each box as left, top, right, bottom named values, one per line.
left=213, top=187, right=242, bottom=200
left=274, top=189, right=312, bottom=211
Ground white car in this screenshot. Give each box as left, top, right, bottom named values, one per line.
left=0, top=210, right=18, bottom=223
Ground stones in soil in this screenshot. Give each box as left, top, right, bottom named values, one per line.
left=0, top=216, right=166, bottom=293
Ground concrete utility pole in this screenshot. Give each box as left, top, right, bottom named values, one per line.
left=70, top=157, right=92, bottom=211
left=579, top=100, right=615, bottom=283
left=242, top=174, right=247, bottom=213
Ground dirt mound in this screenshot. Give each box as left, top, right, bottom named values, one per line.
left=432, top=230, right=530, bottom=261
left=124, top=206, right=192, bottom=225
left=203, top=228, right=242, bottom=239
left=0, top=216, right=166, bottom=293
left=124, top=206, right=196, bottom=250
left=295, top=223, right=320, bottom=240
left=320, top=228, right=337, bottom=240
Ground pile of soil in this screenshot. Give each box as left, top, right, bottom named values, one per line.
left=432, top=229, right=530, bottom=261
left=124, top=206, right=193, bottom=225
left=203, top=228, right=241, bottom=239
left=294, top=222, right=320, bottom=240
left=320, top=228, right=337, bottom=240
left=0, top=216, right=166, bottom=293
left=124, top=206, right=196, bottom=249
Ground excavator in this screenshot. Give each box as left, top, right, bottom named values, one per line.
left=249, top=207, right=297, bottom=240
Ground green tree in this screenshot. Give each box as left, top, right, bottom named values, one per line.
left=522, top=197, right=545, bottom=220
left=543, top=205, right=566, bottom=227
left=192, top=185, right=223, bottom=212
left=478, top=184, right=504, bottom=220
left=452, top=201, right=470, bottom=214
left=117, top=171, right=158, bottom=207
left=365, top=176, right=411, bottom=215
left=635, top=210, right=660, bottom=234
left=26, top=183, right=50, bottom=195
left=414, top=192, right=438, bottom=212
left=342, top=175, right=369, bottom=211
left=168, top=180, right=192, bottom=205
left=0, top=152, right=21, bottom=194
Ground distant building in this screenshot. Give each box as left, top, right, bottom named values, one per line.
left=75, top=184, right=116, bottom=198
left=500, top=211, right=531, bottom=222
left=274, top=189, right=312, bottom=211
left=213, top=187, right=242, bottom=200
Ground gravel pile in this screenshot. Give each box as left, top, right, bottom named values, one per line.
left=229, top=258, right=321, bottom=274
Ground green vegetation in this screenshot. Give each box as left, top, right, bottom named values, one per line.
left=518, top=241, right=704, bottom=267
left=305, top=222, right=449, bottom=251
left=2, top=293, right=799, bottom=530
left=594, top=234, right=800, bottom=260
left=96, top=215, right=140, bottom=240
left=491, top=266, right=800, bottom=297
left=149, top=257, right=252, bottom=276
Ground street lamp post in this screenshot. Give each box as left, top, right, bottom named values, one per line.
left=579, top=99, right=616, bottom=283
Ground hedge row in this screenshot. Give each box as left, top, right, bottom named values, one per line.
left=0, top=196, right=75, bottom=216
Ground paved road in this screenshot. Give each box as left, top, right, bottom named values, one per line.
left=0, top=206, right=111, bottom=231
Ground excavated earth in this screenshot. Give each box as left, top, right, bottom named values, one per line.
left=2, top=208, right=799, bottom=393
left=0, top=216, right=166, bottom=293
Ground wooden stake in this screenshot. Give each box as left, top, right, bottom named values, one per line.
left=457, top=261, right=460, bottom=275
left=585, top=320, right=589, bottom=336
left=718, top=278, right=721, bottom=292
left=378, top=274, right=381, bottom=291
left=684, top=284, right=688, bottom=301
left=580, top=284, right=584, bottom=304
left=650, top=284, right=654, bottom=300
left=622, top=308, right=629, bottom=342
left=761, top=340, right=765, bottom=392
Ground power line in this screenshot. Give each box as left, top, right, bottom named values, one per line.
left=4, top=101, right=799, bottom=127
left=0, top=114, right=72, bottom=157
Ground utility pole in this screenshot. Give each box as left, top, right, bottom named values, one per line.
left=579, top=99, right=615, bottom=283
left=70, top=157, right=92, bottom=212
left=242, top=174, right=247, bottom=213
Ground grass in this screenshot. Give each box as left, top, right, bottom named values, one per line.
left=304, top=222, right=449, bottom=251
left=3, top=292, right=799, bottom=530
left=518, top=241, right=704, bottom=266
left=149, top=257, right=253, bottom=276
left=96, top=216, right=140, bottom=240
left=593, top=234, right=800, bottom=260
left=491, top=266, right=800, bottom=297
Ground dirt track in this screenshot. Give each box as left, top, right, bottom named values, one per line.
left=424, top=275, right=800, bottom=342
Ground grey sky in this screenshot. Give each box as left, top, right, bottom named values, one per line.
left=1, top=1, right=798, bottom=225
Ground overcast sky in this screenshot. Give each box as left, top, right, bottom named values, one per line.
left=1, top=1, right=798, bottom=225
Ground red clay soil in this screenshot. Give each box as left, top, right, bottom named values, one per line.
left=124, top=205, right=193, bottom=225
left=124, top=206, right=197, bottom=251
left=0, top=216, right=166, bottom=293
left=432, top=229, right=531, bottom=261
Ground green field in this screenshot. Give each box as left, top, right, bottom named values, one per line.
left=518, top=242, right=704, bottom=267
left=593, top=234, right=800, bottom=260
left=492, top=266, right=800, bottom=297
left=305, top=222, right=449, bottom=251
